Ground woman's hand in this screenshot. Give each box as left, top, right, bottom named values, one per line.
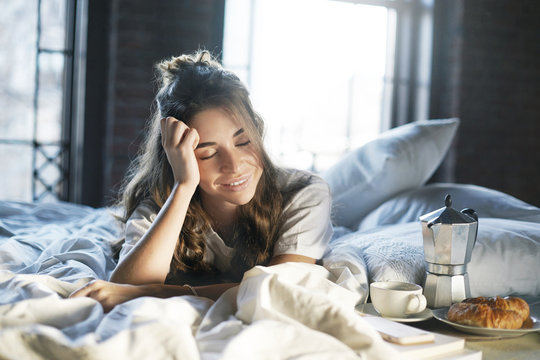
left=160, top=117, right=200, bottom=189
left=110, top=118, right=202, bottom=285
left=70, top=279, right=149, bottom=313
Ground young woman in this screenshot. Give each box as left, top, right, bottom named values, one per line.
left=71, top=51, right=333, bottom=312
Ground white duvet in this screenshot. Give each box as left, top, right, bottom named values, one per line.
left=2, top=182, right=540, bottom=360
left=0, top=201, right=397, bottom=360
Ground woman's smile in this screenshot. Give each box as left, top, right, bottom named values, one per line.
left=219, top=174, right=252, bottom=191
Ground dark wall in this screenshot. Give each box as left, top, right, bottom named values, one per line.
left=457, top=0, right=540, bottom=206
left=431, top=0, right=540, bottom=207
left=82, top=0, right=225, bottom=206
left=84, top=0, right=540, bottom=208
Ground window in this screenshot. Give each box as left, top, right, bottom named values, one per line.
left=223, top=0, right=433, bottom=172
left=0, top=0, right=86, bottom=202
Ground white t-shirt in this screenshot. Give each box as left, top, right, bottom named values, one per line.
left=119, top=169, right=333, bottom=274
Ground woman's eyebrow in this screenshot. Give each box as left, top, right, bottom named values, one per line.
left=196, top=128, right=245, bottom=149
left=196, top=142, right=215, bottom=149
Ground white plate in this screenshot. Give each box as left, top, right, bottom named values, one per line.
left=432, top=307, right=540, bottom=337
left=356, top=303, right=433, bottom=323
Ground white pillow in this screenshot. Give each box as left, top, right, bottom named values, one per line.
left=329, top=218, right=540, bottom=297
left=328, top=224, right=425, bottom=286
left=321, top=118, right=459, bottom=229
left=357, top=183, right=540, bottom=231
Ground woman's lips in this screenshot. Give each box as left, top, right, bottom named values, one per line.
left=219, top=175, right=251, bottom=192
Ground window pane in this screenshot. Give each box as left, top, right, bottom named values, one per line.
left=224, top=0, right=392, bottom=172
left=0, top=0, right=70, bottom=202
left=40, top=0, right=67, bottom=51
left=223, top=0, right=252, bottom=68
left=0, top=144, right=32, bottom=201
left=0, top=0, right=37, bottom=141
left=36, top=52, right=65, bottom=143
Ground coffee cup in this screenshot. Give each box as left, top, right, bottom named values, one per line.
left=370, top=281, right=427, bottom=318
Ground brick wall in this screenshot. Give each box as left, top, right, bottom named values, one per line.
left=102, top=0, right=225, bottom=203
left=456, top=0, right=540, bottom=206
left=430, top=0, right=540, bottom=206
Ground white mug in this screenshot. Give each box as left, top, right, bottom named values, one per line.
left=370, top=281, right=427, bottom=318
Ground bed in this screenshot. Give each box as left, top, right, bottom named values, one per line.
left=1, top=119, right=539, bottom=359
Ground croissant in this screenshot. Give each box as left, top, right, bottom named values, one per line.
left=447, top=296, right=530, bottom=329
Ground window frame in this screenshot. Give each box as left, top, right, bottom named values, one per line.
left=333, top=0, right=434, bottom=127
left=0, top=0, right=88, bottom=202
left=223, top=0, right=434, bottom=171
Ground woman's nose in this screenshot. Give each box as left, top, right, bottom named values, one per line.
left=220, top=150, right=241, bottom=173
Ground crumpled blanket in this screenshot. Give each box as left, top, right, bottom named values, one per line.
left=0, top=264, right=399, bottom=360
left=0, top=201, right=397, bottom=359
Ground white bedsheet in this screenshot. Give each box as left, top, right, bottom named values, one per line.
left=4, top=191, right=538, bottom=359
left=0, top=201, right=396, bottom=360
left=0, top=267, right=397, bottom=360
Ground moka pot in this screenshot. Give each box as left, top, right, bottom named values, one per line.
left=419, top=194, right=478, bottom=308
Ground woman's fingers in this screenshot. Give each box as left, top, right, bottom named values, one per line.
left=69, top=279, right=99, bottom=298
left=160, top=117, right=200, bottom=187
left=161, top=117, right=199, bottom=149
left=69, top=280, right=144, bottom=313
left=161, top=116, right=189, bottom=148
left=184, top=127, right=200, bottom=150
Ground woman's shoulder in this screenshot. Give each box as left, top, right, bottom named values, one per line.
left=276, top=168, right=331, bottom=206
left=129, top=198, right=160, bottom=221
left=276, top=168, right=329, bottom=190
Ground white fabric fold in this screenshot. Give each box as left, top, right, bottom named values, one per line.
left=0, top=263, right=399, bottom=360
left=0, top=201, right=398, bottom=359
left=235, top=263, right=398, bottom=359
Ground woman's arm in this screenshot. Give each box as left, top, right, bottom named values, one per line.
left=110, top=118, right=200, bottom=285
left=73, top=255, right=315, bottom=312
left=110, top=182, right=195, bottom=284
left=70, top=280, right=239, bottom=312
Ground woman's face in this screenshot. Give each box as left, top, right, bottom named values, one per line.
left=190, top=107, right=263, bottom=213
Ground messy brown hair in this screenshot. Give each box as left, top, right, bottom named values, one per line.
left=117, top=50, right=303, bottom=284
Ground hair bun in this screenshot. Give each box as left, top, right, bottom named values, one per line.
left=156, top=50, right=222, bottom=85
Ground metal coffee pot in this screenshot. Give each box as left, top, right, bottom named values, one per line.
left=419, top=194, right=478, bottom=308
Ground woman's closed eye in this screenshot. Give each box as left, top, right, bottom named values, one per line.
left=236, top=140, right=251, bottom=147
left=198, top=140, right=251, bottom=160
left=199, top=151, right=217, bottom=160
